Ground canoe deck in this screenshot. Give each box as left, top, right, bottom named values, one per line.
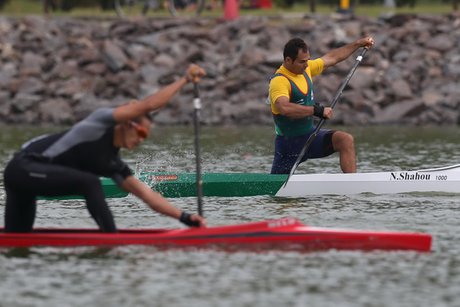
left=0, top=218, right=432, bottom=252
left=142, top=173, right=287, bottom=197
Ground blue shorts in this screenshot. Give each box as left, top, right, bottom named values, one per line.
left=270, top=129, right=335, bottom=174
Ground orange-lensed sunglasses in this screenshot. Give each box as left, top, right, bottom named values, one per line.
left=130, top=121, right=149, bottom=139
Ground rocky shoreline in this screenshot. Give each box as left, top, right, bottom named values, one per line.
left=0, top=13, right=459, bottom=126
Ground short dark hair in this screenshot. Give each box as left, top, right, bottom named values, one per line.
left=283, top=38, right=309, bottom=61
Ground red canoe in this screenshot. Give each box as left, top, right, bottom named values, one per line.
left=0, top=218, right=432, bottom=252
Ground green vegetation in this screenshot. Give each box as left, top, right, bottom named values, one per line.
left=0, top=0, right=117, bottom=16
left=0, top=0, right=456, bottom=18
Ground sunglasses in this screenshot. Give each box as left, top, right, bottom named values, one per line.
left=130, top=121, right=149, bottom=139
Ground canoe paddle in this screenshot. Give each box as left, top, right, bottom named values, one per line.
left=283, top=47, right=369, bottom=188
left=193, top=82, right=204, bottom=216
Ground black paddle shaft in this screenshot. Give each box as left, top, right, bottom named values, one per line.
left=193, top=83, right=204, bottom=216
left=283, top=48, right=369, bottom=186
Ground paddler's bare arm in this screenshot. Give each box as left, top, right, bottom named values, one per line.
left=275, top=96, right=332, bottom=119
left=112, top=64, right=206, bottom=123
left=321, top=36, right=375, bottom=68
left=120, top=176, right=206, bottom=227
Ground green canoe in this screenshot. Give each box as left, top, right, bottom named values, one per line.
left=44, top=173, right=287, bottom=200
left=142, top=173, right=287, bottom=197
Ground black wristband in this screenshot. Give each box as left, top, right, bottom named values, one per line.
left=313, top=104, right=326, bottom=119
left=179, top=211, right=200, bottom=227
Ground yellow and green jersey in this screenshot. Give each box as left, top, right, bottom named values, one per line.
left=269, top=58, right=324, bottom=137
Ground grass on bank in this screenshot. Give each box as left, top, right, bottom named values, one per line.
left=0, top=0, right=455, bottom=18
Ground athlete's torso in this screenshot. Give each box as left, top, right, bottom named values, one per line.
left=269, top=58, right=325, bottom=137
left=20, top=108, right=131, bottom=180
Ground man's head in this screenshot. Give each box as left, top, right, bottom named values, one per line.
left=119, top=113, right=153, bottom=150
left=283, top=38, right=310, bottom=75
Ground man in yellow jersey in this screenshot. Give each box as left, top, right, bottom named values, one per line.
left=269, top=36, right=374, bottom=174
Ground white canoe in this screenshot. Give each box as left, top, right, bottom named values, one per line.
left=277, top=164, right=460, bottom=196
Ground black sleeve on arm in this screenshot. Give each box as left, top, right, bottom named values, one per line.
left=112, top=163, right=133, bottom=186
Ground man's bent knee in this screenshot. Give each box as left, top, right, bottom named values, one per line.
left=332, top=131, right=355, bottom=151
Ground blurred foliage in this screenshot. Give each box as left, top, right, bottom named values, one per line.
left=0, top=0, right=9, bottom=9
left=360, top=0, right=416, bottom=6
left=0, top=0, right=456, bottom=14
left=44, top=0, right=114, bottom=11
left=274, top=0, right=455, bottom=10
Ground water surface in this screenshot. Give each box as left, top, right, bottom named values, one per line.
left=1, top=125, right=459, bottom=307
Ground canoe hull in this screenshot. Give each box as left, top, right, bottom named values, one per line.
left=0, top=218, right=431, bottom=252
left=45, top=164, right=460, bottom=199
left=277, top=165, right=460, bottom=196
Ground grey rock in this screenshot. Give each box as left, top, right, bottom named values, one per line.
left=424, top=34, right=455, bottom=52
left=375, top=99, right=426, bottom=124
left=11, top=92, right=42, bottom=113
left=16, top=77, right=46, bottom=95
left=390, top=79, right=413, bottom=99
left=39, top=98, right=74, bottom=124
left=101, top=40, right=128, bottom=72
left=20, top=52, right=46, bottom=76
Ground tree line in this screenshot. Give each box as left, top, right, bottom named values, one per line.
left=304, top=0, right=458, bottom=11
left=0, top=0, right=458, bottom=13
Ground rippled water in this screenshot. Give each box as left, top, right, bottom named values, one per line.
left=1, top=125, right=460, bottom=307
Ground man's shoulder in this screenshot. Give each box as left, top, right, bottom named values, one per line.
left=271, top=72, right=288, bottom=80
left=90, top=107, right=114, bottom=116
left=308, top=58, right=324, bottom=64
left=80, top=107, right=116, bottom=126
left=269, top=72, right=292, bottom=88
left=308, top=58, right=325, bottom=76
left=270, top=66, right=293, bottom=82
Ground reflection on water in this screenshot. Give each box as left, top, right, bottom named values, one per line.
left=1, top=125, right=460, bottom=307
